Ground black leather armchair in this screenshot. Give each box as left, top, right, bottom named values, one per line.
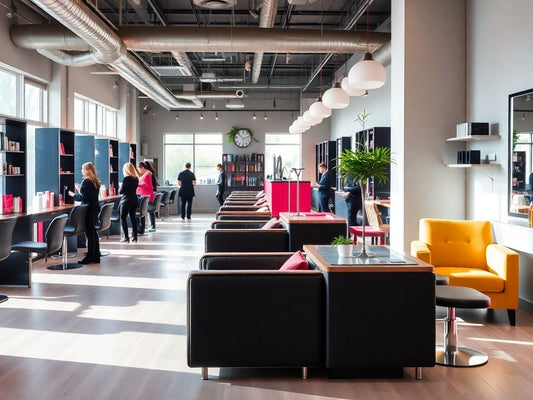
left=187, top=269, right=324, bottom=379
left=204, top=228, right=289, bottom=252
left=210, top=220, right=267, bottom=229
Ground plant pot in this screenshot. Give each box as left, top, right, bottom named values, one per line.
left=337, top=244, right=353, bottom=258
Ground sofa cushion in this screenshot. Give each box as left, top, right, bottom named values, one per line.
left=435, top=266, right=505, bottom=293
left=254, top=198, right=268, bottom=206
left=280, top=251, right=308, bottom=270
left=261, top=217, right=281, bottom=229
left=257, top=206, right=269, bottom=212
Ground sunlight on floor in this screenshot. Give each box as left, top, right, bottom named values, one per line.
left=79, top=301, right=182, bottom=325
left=2, top=296, right=80, bottom=311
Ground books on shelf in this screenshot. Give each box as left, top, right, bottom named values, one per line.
left=60, top=143, right=66, bottom=155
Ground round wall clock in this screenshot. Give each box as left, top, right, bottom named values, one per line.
left=233, top=129, right=253, bottom=148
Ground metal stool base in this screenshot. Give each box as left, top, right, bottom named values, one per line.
left=47, top=262, right=84, bottom=270
left=436, top=345, right=488, bottom=367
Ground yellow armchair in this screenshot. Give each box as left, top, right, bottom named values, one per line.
left=411, top=218, right=519, bottom=325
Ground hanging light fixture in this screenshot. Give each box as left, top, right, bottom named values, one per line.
left=348, top=6, right=386, bottom=90
left=303, top=110, right=322, bottom=126
left=175, top=112, right=179, bottom=120
left=200, top=112, right=204, bottom=120
left=322, top=54, right=350, bottom=109
left=215, top=112, right=219, bottom=120
left=264, top=112, right=268, bottom=120
left=252, top=112, right=257, bottom=120
left=309, top=98, right=332, bottom=118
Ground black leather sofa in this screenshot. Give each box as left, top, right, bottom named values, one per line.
left=204, top=228, right=289, bottom=252
left=187, top=267, right=325, bottom=379
left=216, top=213, right=271, bottom=221
left=210, top=220, right=267, bottom=229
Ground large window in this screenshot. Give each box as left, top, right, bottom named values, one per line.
left=265, top=133, right=301, bottom=176
left=74, top=93, right=117, bottom=137
left=164, top=133, right=223, bottom=184
left=0, top=67, right=17, bottom=117
left=24, top=80, right=47, bottom=123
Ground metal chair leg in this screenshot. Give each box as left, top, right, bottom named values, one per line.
left=301, top=366, right=308, bottom=379
left=201, top=367, right=208, bottom=380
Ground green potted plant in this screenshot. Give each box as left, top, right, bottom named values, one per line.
left=331, top=235, right=354, bottom=257
left=335, top=144, right=392, bottom=257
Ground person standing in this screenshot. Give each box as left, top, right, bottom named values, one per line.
left=144, top=161, right=158, bottom=232
left=215, top=163, right=226, bottom=206
left=136, top=162, right=154, bottom=234
left=72, top=162, right=101, bottom=264
left=341, top=175, right=362, bottom=227
left=312, top=162, right=336, bottom=213
left=118, top=162, right=139, bottom=243
left=177, top=162, right=197, bottom=220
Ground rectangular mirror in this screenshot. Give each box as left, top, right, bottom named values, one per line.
left=509, top=89, right=533, bottom=218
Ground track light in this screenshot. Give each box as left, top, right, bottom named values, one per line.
left=252, top=112, right=257, bottom=120
left=175, top=112, right=179, bottom=120
left=6, top=1, right=16, bottom=18
left=264, top=113, right=268, bottom=120
left=215, top=112, right=219, bottom=120
left=112, top=80, right=119, bottom=90
left=200, top=112, right=204, bottom=120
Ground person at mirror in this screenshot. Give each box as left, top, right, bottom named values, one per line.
left=341, top=175, right=362, bottom=227
left=215, top=163, right=226, bottom=206
left=312, top=162, right=335, bottom=213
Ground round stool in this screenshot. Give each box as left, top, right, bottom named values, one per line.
left=435, top=285, right=491, bottom=367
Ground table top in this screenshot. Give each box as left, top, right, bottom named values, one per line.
left=303, top=244, right=433, bottom=273
left=279, top=212, right=347, bottom=224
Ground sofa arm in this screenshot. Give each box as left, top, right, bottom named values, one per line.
left=410, top=240, right=431, bottom=264
left=205, top=229, right=288, bottom=252
left=187, top=270, right=324, bottom=368
left=210, top=220, right=266, bottom=229
left=486, top=243, right=519, bottom=291
left=199, top=252, right=295, bottom=270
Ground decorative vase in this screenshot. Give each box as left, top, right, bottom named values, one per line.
left=337, top=244, right=353, bottom=258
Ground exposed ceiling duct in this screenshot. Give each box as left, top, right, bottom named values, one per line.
left=252, top=0, right=278, bottom=84
left=22, top=0, right=202, bottom=109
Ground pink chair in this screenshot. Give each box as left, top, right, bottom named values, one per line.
left=349, top=225, right=387, bottom=245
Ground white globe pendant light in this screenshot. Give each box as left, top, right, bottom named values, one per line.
left=296, top=116, right=311, bottom=129
left=289, top=125, right=302, bottom=134
left=348, top=52, right=386, bottom=90
left=322, top=82, right=350, bottom=109
left=341, top=75, right=366, bottom=97
left=309, top=98, right=332, bottom=118
left=303, top=110, right=322, bottom=125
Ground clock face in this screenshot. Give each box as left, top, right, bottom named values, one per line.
left=234, top=129, right=252, bottom=148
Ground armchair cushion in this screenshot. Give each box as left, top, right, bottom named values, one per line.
left=280, top=251, right=308, bottom=270
left=261, top=217, right=281, bottom=229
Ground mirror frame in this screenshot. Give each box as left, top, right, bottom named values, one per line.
left=508, top=88, right=533, bottom=219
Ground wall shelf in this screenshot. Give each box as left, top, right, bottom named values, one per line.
left=446, top=135, right=500, bottom=142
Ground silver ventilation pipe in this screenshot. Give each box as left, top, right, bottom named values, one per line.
left=173, top=91, right=245, bottom=99
left=25, top=0, right=201, bottom=109
left=252, top=0, right=278, bottom=84
left=37, top=49, right=97, bottom=67
left=12, top=24, right=390, bottom=55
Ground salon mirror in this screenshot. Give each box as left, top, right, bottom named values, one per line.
left=509, top=88, right=533, bottom=218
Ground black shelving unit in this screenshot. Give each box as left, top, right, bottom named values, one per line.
left=336, top=136, right=352, bottom=189
left=315, top=140, right=336, bottom=181
left=222, top=153, right=264, bottom=188
left=354, top=127, right=391, bottom=199
left=513, top=151, right=527, bottom=191
left=75, top=134, right=95, bottom=185
left=0, top=117, right=27, bottom=214
left=95, top=138, right=119, bottom=195
left=35, top=128, right=75, bottom=206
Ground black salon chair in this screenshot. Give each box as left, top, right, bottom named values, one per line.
left=135, top=195, right=150, bottom=235
left=158, top=190, right=170, bottom=219
left=166, top=189, right=177, bottom=217
left=12, top=214, right=68, bottom=287
left=147, top=192, right=163, bottom=230
left=0, top=216, right=18, bottom=302
left=47, top=204, right=88, bottom=270
left=96, top=202, right=115, bottom=256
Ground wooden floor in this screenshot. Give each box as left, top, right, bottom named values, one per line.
left=1, top=213, right=533, bottom=400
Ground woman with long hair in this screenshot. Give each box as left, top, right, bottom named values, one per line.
left=73, top=162, right=101, bottom=264
left=144, top=160, right=158, bottom=231
left=136, top=161, right=154, bottom=235
left=119, top=162, right=139, bottom=242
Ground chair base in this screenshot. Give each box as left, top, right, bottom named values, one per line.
left=0, top=294, right=8, bottom=303
left=47, top=262, right=84, bottom=270
left=436, top=345, right=488, bottom=367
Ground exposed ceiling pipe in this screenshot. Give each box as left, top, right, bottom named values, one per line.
left=252, top=0, right=278, bottom=84
left=11, top=24, right=390, bottom=54
left=172, top=91, right=244, bottom=99
left=37, top=48, right=98, bottom=67
left=25, top=0, right=201, bottom=109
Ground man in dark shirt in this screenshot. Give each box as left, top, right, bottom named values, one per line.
left=341, top=175, right=362, bottom=226
left=312, top=162, right=336, bottom=213
left=215, top=163, right=226, bottom=206
left=177, top=162, right=197, bottom=220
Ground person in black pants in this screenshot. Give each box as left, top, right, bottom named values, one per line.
left=341, top=175, right=362, bottom=227
left=144, top=160, right=158, bottom=232
left=215, top=163, right=226, bottom=206
left=118, top=162, right=139, bottom=243
left=312, top=162, right=336, bottom=213
left=177, top=162, right=197, bottom=220
left=72, top=162, right=101, bottom=264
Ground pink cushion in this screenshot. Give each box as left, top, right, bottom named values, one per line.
left=280, top=251, right=309, bottom=270
left=256, top=206, right=269, bottom=212
left=254, top=198, right=268, bottom=206
left=255, top=190, right=265, bottom=198
left=261, top=217, right=281, bottom=229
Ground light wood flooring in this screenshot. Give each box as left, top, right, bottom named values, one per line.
left=0, top=213, right=533, bottom=400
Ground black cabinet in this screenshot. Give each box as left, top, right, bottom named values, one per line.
left=75, top=134, right=95, bottom=185
left=95, top=138, right=119, bottom=195
left=354, top=127, right=391, bottom=199
left=222, top=153, right=264, bottom=188
left=315, top=140, right=336, bottom=181
left=336, top=136, right=352, bottom=189
left=0, top=117, right=27, bottom=214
